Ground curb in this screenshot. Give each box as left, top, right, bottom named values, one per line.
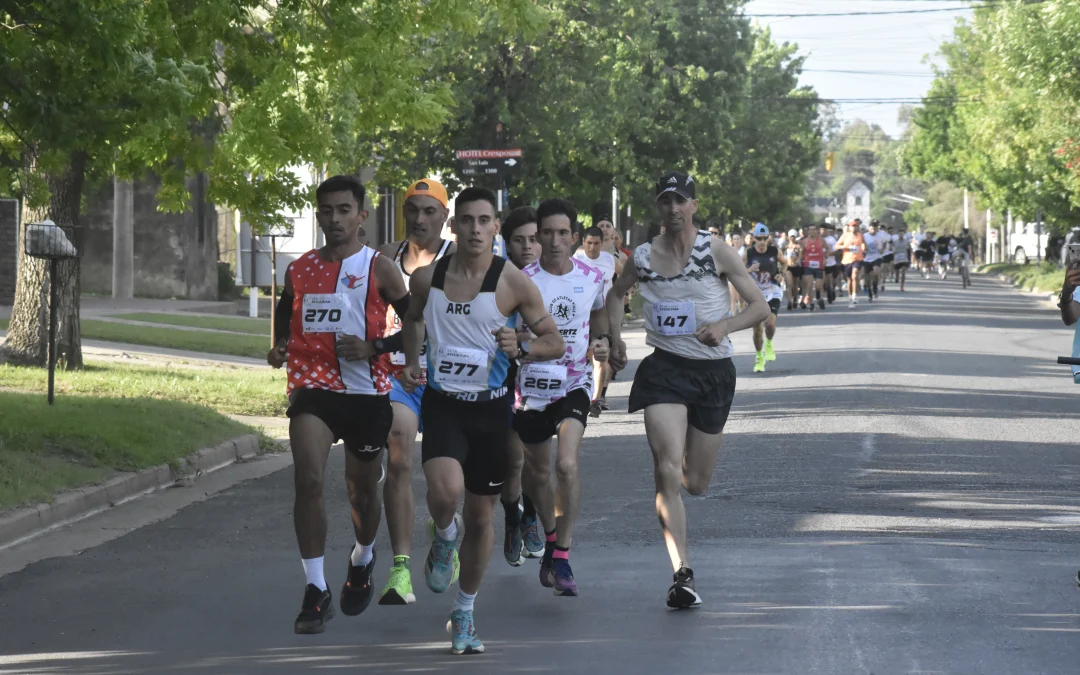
left=0, top=434, right=261, bottom=550
left=989, top=272, right=1058, bottom=304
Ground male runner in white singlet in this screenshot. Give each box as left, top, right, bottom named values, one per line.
left=607, top=171, right=770, bottom=609
left=400, top=187, right=565, bottom=655
left=515, top=198, right=610, bottom=597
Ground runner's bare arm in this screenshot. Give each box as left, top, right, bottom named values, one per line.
left=498, top=266, right=565, bottom=363
left=589, top=300, right=611, bottom=363
left=695, top=239, right=770, bottom=345
left=606, top=254, right=637, bottom=348
left=400, top=265, right=433, bottom=390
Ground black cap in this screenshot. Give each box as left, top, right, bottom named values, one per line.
left=655, top=171, right=696, bottom=201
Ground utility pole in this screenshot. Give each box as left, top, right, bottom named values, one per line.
left=963, top=188, right=969, bottom=231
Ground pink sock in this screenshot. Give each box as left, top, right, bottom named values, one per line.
left=553, top=548, right=569, bottom=560
left=545, top=531, right=557, bottom=543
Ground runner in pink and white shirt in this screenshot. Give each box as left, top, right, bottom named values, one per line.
left=514, top=198, right=610, bottom=598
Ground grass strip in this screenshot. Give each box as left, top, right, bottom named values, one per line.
left=0, top=391, right=255, bottom=510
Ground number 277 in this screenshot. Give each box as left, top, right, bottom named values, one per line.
left=438, top=361, right=478, bottom=376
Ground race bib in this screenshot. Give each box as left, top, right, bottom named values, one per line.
left=807, top=260, right=821, bottom=269
left=519, top=363, right=568, bottom=399
left=390, top=343, right=426, bottom=367
left=848, top=246, right=858, bottom=253
left=648, top=300, right=696, bottom=336
left=302, top=293, right=348, bottom=333
left=433, top=345, right=489, bottom=389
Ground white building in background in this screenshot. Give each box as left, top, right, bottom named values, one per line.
left=844, top=177, right=873, bottom=224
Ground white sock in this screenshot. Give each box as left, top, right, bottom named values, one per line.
left=302, top=557, right=327, bottom=591
left=436, top=518, right=458, bottom=542
left=350, top=539, right=375, bottom=567
left=452, top=589, right=476, bottom=613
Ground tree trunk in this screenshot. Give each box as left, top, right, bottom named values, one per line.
left=0, top=150, right=87, bottom=369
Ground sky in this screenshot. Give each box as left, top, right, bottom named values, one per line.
left=744, top=0, right=976, bottom=137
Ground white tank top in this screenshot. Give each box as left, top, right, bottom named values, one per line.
left=516, top=258, right=606, bottom=411
left=635, top=230, right=734, bottom=361
left=384, top=239, right=452, bottom=369
left=573, top=250, right=616, bottom=296
left=424, top=255, right=516, bottom=399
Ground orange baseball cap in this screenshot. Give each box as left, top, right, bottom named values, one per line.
left=404, top=178, right=448, bottom=207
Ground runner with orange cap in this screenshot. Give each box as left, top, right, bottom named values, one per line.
left=374, top=178, right=456, bottom=605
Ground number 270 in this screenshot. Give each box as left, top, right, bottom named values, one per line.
left=304, top=308, right=341, bottom=322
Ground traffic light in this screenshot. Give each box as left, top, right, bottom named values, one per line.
left=825, top=152, right=834, bottom=173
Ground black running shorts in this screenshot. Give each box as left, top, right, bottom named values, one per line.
left=767, top=298, right=781, bottom=315
left=628, top=349, right=736, bottom=435
left=894, top=261, right=910, bottom=270
left=287, top=388, right=391, bottom=459
left=882, top=254, right=895, bottom=264
left=844, top=261, right=863, bottom=277
left=788, top=266, right=804, bottom=278
left=513, top=388, right=591, bottom=445
left=421, top=387, right=513, bottom=495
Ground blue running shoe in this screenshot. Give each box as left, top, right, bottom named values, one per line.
left=520, top=514, right=544, bottom=559
left=448, top=609, right=485, bottom=655
left=425, top=514, right=462, bottom=593
left=552, top=558, right=578, bottom=596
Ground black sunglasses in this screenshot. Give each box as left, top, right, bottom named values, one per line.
left=754, top=236, right=769, bottom=241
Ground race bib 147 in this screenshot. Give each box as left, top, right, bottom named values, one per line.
left=648, top=300, right=696, bottom=336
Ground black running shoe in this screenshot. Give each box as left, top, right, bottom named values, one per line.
left=295, top=584, right=335, bottom=634
left=340, top=548, right=377, bottom=616
left=799, top=301, right=807, bottom=310
left=666, top=567, right=702, bottom=609
left=1075, top=569, right=1080, bottom=589
left=818, top=298, right=826, bottom=310
left=787, top=300, right=794, bottom=311
left=588, top=401, right=602, bottom=418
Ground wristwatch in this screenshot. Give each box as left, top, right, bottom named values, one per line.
left=594, top=333, right=612, bottom=345
left=517, top=339, right=531, bottom=359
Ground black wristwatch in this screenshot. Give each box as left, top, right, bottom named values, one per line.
left=516, top=339, right=531, bottom=359
left=594, top=333, right=612, bottom=346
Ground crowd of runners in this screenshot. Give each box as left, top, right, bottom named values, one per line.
left=266, top=171, right=974, bottom=655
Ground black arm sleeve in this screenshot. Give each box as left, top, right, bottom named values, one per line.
left=374, top=332, right=404, bottom=354
left=274, top=290, right=292, bottom=344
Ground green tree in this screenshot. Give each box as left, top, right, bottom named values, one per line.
left=901, top=0, right=1080, bottom=233
left=0, top=0, right=527, bottom=367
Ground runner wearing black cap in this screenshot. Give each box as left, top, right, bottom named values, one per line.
left=606, top=170, right=770, bottom=609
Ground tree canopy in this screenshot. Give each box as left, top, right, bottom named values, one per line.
left=901, top=0, right=1080, bottom=232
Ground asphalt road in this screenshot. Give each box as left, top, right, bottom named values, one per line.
left=2, top=273, right=1079, bottom=675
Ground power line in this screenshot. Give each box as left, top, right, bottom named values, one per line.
left=742, top=0, right=1042, bottom=17
left=803, top=69, right=935, bottom=77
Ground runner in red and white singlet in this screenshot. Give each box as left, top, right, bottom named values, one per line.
left=800, top=223, right=828, bottom=310
left=267, top=175, right=409, bottom=635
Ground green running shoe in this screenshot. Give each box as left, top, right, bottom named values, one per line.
left=378, top=557, right=415, bottom=605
